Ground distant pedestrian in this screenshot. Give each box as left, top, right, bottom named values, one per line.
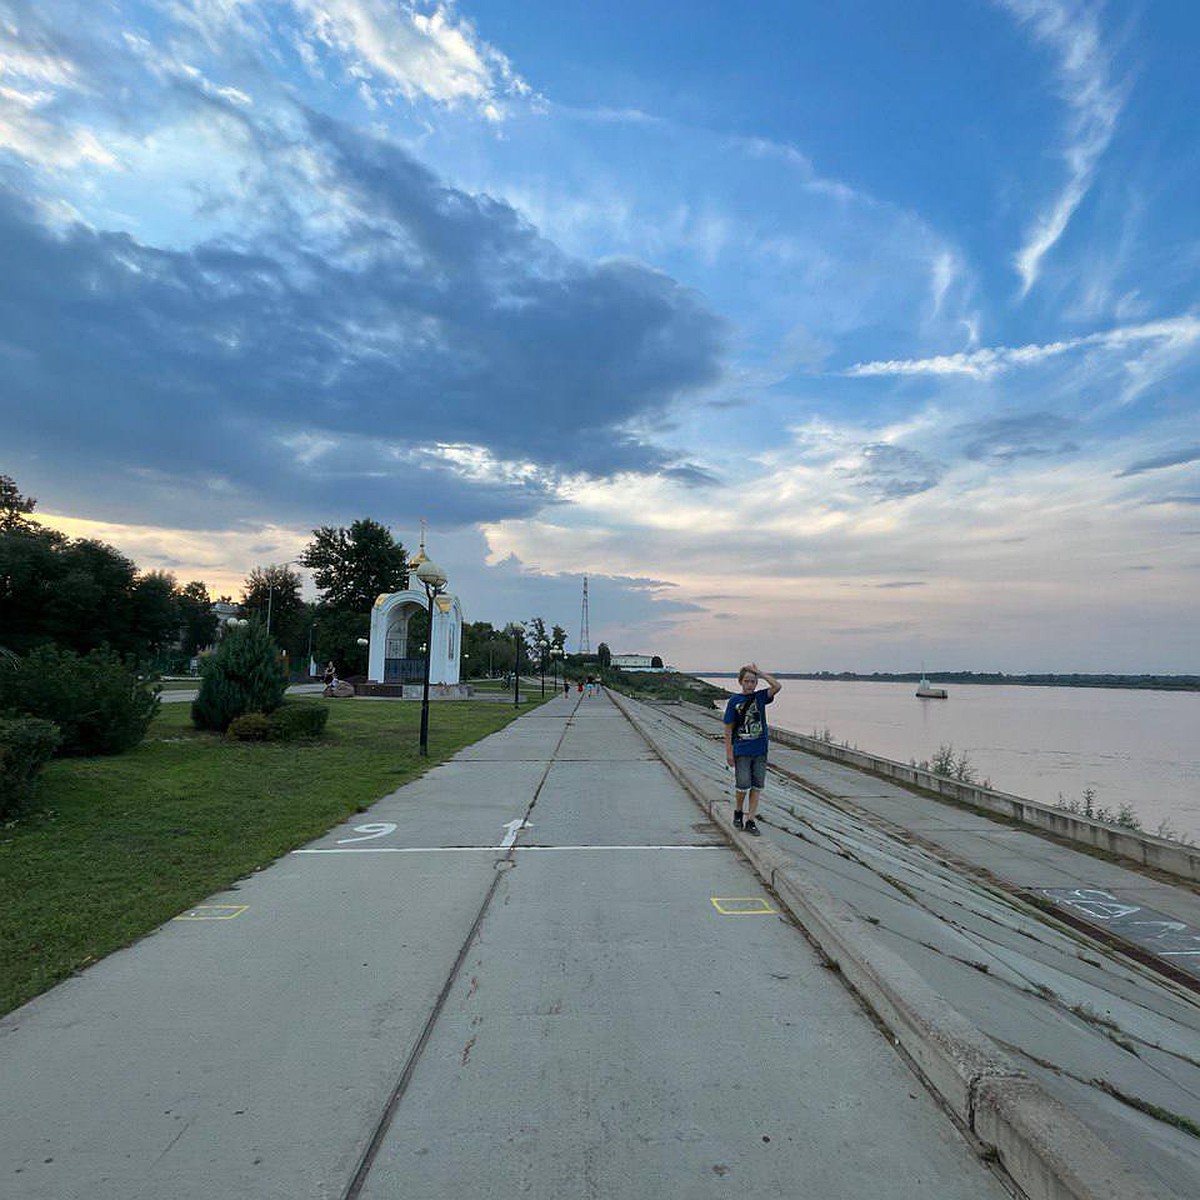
left=322, top=660, right=335, bottom=687
left=722, top=663, right=781, bottom=836
left=577, top=680, right=584, bottom=694
left=564, top=679, right=570, bottom=697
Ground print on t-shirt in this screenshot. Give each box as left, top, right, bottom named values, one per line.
left=737, top=698, right=764, bottom=742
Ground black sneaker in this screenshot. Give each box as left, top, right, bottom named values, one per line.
left=733, top=810, right=744, bottom=829
left=744, top=819, right=761, bottom=837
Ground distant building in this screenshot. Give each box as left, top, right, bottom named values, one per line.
left=612, top=653, right=655, bottom=669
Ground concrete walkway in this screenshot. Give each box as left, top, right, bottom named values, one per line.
left=1, top=692, right=1008, bottom=1199
left=635, top=698, right=1200, bottom=1199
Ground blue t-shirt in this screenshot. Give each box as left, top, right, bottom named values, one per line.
left=723, top=689, right=773, bottom=757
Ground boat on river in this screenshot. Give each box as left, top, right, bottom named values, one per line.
left=916, top=675, right=948, bottom=699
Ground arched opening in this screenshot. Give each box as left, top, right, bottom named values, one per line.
left=384, top=600, right=427, bottom=683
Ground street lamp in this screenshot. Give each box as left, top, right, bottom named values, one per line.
left=513, top=623, right=524, bottom=708
left=539, top=639, right=549, bottom=697
left=551, top=646, right=563, bottom=691
left=415, top=556, right=448, bottom=756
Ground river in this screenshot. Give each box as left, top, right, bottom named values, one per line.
left=699, top=677, right=1200, bottom=839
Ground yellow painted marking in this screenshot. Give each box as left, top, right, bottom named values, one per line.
left=710, top=896, right=777, bottom=916
left=175, top=904, right=248, bottom=921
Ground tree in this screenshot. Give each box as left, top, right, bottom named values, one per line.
left=597, top=642, right=612, bottom=670
left=40, top=539, right=139, bottom=656
left=300, top=519, right=407, bottom=613
left=651, top=655, right=664, bottom=668
left=551, top=624, right=567, bottom=653
left=0, top=475, right=38, bottom=533
left=461, top=621, right=514, bottom=677
left=0, top=526, right=62, bottom=653
left=192, top=620, right=289, bottom=731
left=177, top=581, right=218, bottom=655
left=129, top=570, right=181, bottom=665
left=242, top=564, right=303, bottom=635
left=526, top=616, right=550, bottom=669
left=312, top=605, right=370, bottom=677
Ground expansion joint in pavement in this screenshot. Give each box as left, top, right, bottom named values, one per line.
left=340, top=701, right=578, bottom=1200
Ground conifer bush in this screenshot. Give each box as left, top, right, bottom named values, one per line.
left=191, top=622, right=288, bottom=732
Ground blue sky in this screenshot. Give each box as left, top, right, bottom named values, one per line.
left=2, top=1, right=1198, bottom=671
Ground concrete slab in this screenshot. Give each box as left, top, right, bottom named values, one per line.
left=358, top=851, right=1009, bottom=1200
left=529, top=759, right=724, bottom=847
left=1, top=852, right=501, bottom=1199
left=303, top=760, right=549, bottom=850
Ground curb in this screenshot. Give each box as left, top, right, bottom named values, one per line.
left=609, top=690, right=1166, bottom=1200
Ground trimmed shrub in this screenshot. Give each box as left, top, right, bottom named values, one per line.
left=269, top=703, right=329, bottom=741
left=192, top=621, right=288, bottom=732
left=227, top=712, right=273, bottom=742
left=0, top=645, right=159, bottom=756
left=0, top=715, right=62, bottom=818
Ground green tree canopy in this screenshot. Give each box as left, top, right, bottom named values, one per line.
left=177, top=580, right=218, bottom=656
left=129, top=570, right=181, bottom=662
left=241, top=564, right=303, bottom=634
left=312, top=604, right=369, bottom=676
left=0, top=475, right=38, bottom=533
left=299, top=519, right=407, bottom=613
left=597, top=642, right=612, bottom=669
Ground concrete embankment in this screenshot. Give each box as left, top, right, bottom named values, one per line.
left=612, top=690, right=1199, bottom=1200
left=765, top=721, right=1200, bottom=883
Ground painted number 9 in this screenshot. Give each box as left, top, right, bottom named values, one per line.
left=337, top=822, right=398, bottom=845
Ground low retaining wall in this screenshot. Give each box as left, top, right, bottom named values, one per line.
left=761, top=724, right=1200, bottom=884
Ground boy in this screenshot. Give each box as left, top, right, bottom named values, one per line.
left=722, top=663, right=782, bottom=836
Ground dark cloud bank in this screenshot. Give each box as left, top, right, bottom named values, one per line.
left=1, top=105, right=725, bottom=529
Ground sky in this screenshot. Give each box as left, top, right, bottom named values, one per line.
left=2, top=0, right=1198, bottom=673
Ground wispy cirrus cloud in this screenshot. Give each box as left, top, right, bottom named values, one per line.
left=997, top=0, right=1125, bottom=296
left=846, top=315, right=1200, bottom=379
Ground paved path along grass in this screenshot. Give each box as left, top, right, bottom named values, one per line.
left=1, top=692, right=1009, bottom=1199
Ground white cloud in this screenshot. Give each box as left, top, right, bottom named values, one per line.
left=0, top=82, right=114, bottom=167
left=998, top=0, right=1124, bottom=295
left=0, top=17, right=114, bottom=167
left=290, top=0, right=529, bottom=116
left=847, top=315, right=1200, bottom=380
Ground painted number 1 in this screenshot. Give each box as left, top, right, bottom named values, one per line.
left=337, top=822, right=398, bottom=845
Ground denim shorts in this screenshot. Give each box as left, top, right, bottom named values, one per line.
left=734, top=753, right=767, bottom=791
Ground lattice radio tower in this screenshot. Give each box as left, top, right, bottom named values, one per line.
left=578, top=574, right=591, bottom=654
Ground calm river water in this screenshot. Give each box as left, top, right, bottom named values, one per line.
left=700, top=678, right=1200, bottom=839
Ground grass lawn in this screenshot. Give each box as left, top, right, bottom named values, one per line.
left=0, top=696, right=545, bottom=1015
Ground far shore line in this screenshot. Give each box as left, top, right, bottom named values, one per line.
left=685, top=672, right=1200, bottom=693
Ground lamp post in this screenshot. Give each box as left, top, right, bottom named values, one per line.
left=551, top=646, right=563, bottom=691
left=539, top=639, right=549, bottom=697
left=513, top=624, right=524, bottom=708
left=415, top=556, right=448, bottom=756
